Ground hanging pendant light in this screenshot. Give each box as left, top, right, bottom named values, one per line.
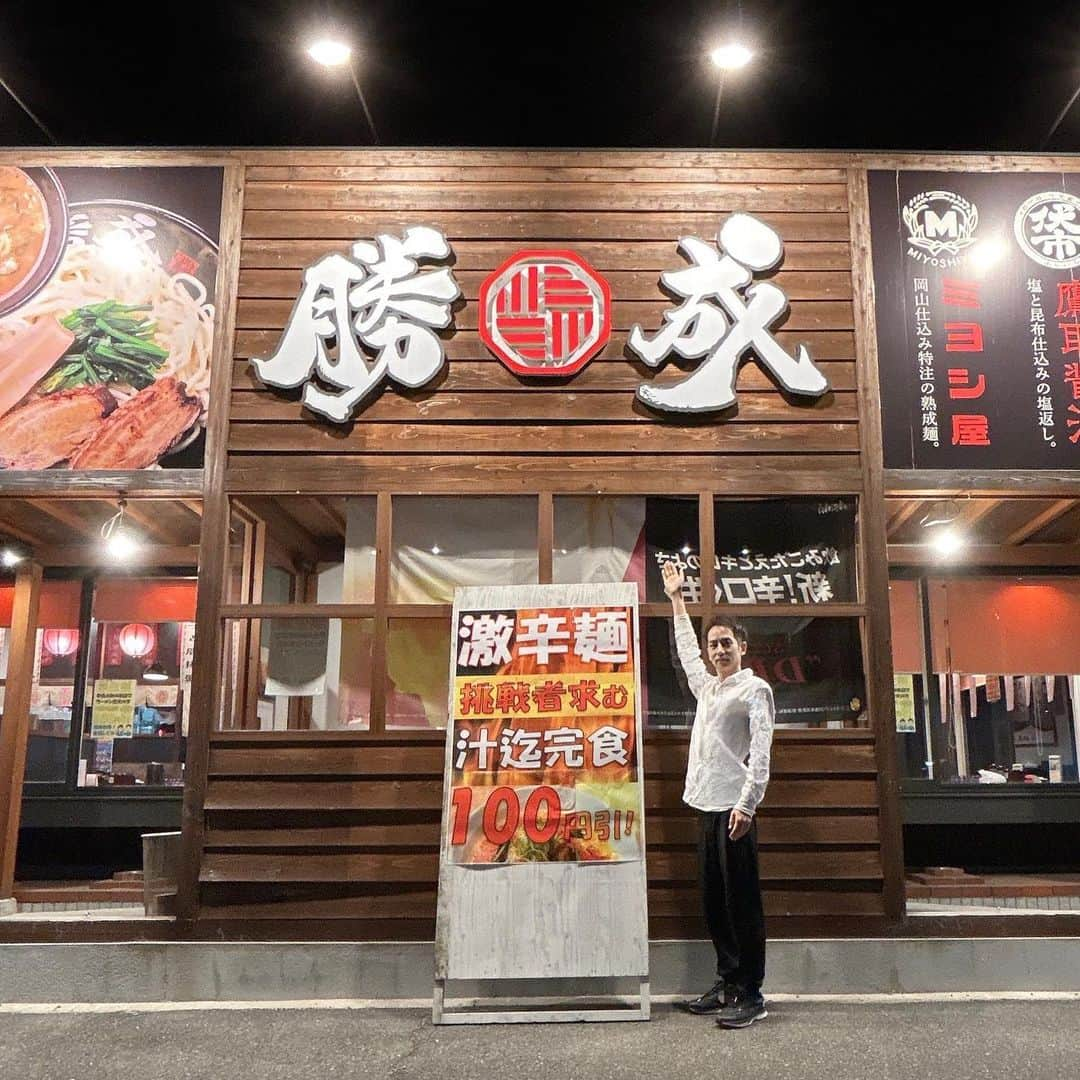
left=118, top=622, right=155, bottom=659
left=142, top=661, right=169, bottom=682
left=42, top=628, right=80, bottom=658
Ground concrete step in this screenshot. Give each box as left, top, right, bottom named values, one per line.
left=3, top=939, right=1080, bottom=1003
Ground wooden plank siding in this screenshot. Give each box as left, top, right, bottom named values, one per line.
left=202, top=153, right=887, bottom=939
left=200, top=731, right=884, bottom=934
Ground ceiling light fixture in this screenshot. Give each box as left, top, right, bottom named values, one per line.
left=918, top=499, right=961, bottom=529
left=142, top=661, right=169, bottom=682
left=307, top=38, right=352, bottom=67
left=1, top=547, right=24, bottom=568
left=101, top=499, right=139, bottom=560
left=930, top=528, right=965, bottom=558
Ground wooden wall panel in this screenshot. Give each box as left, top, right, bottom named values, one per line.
left=226, top=154, right=861, bottom=494
left=199, top=151, right=887, bottom=939
left=197, top=731, right=886, bottom=932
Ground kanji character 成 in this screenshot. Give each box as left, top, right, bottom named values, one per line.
left=952, top=414, right=991, bottom=446
left=573, top=610, right=630, bottom=664
left=947, top=368, right=987, bottom=399
left=498, top=727, right=543, bottom=770
left=517, top=612, right=571, bottom=664
left=587, top=725, right=631, bottom=768
left=1055, top=281, right=1080, bottom=319
left=544, top=728, right=585, bottom=768
left=251, top=226, right=461, bottom=422
left=458, top=613, right=515, bottom=667
left=628, top=214, right=829, bottom=412
left=454, top=726, right=498, bottom=770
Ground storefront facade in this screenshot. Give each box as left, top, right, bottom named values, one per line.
left=0, top=149, right=1076, bottom=940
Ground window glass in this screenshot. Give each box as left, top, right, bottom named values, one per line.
left=386, top=618, right=451, bottom=729
left=712, top=496, right=858, bottom=605
left=643, top=614, right=866, bottom=730
left=219, top=617, right=373, bottom=731
left=553, top=496, right=646, bottom=596
left=390, top=497, right=538, bottom=603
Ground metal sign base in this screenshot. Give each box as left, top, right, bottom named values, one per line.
left=432, top=977, right=650, bottom=1025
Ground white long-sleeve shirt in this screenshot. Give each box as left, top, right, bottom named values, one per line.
left=674, top=613, right=775, bottom=816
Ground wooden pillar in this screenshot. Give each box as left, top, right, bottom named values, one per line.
left=176, top=164, right=245, bottom=925
left=848, top=167, right=908, bottom=923
left=0, top=562, right=43, bottom=908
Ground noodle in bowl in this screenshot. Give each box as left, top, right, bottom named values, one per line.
left=0, top=200, right=217, bottom=444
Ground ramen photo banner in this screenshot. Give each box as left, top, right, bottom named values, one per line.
left=0, top=166, right=223, bottom=471
left=444, top=586, right=644, bottom=866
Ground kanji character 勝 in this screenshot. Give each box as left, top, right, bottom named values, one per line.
left=458, top=613, right=515, bottom=667
left=587, top=725, right=631, bottom=768
left=251, top=226, right=460, bottom=422
left=628, top=214, right=829, bottom=413
left=572, top=610, right=630, bottom=664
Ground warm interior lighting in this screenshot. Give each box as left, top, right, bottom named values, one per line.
left=118, top=622, right=155, bottom=659
left=307, top=38, right=352, bottom=67
left=680, top=544, right=692, bottom=555
left=930, top=528, right=965, bottom=557
left=1, top=548, right=24, bottom=568
left=431, top=545, right=441, bottom=555
left=709, top=43, right=753, bottom=70
left=105, top=530, right=138, bottom=560
left=142, top=661, right=168, bottom=682
left=42, top=628, right=79, bottom=657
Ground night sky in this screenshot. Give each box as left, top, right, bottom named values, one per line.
left=1, top=1, right=1078, bottom=151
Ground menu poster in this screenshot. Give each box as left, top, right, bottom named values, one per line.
left=894, top=673, right=917, bottom=733
left=869, top=170, right=1080, bottom=469
left=446, top=591, right=643, bottom=866
left=90, top=678, right=136, bottom=739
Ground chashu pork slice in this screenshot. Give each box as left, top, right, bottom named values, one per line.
left=69, top=376, right=201, bottom=470
left=0, top=385, right=117, bottom=469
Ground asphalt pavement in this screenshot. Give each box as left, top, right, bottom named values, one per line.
left=1, top=1000, right=1077, bottom=1080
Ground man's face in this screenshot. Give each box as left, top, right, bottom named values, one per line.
left=706, top=624, right=747, bottom=679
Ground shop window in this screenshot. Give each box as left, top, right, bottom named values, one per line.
left=78, top=578, right=195, bottom=788
left=890, top=575, right=1080, bottom=785
left=220, top=617, right=373, bottom=731
left=386, top=618, right=451, bottom=729
left=390, top=496, right=538, bottom=603
left=712, top=496, right=858, bottom=606
left=642, top=614, right=867, bottom=730
left=553, top=496, right=648, bottom=598
left=226, top=496, right=372, bottom=604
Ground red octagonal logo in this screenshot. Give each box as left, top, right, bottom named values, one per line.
left=479, top=249, right=612, bottom=377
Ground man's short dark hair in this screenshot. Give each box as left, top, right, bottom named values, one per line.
left=704, top=616, right=748, bottom=648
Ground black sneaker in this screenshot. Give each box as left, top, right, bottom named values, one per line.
left=716, top=992, right=767, bottom=1028
left=681, top=979, right=729, bottom=1015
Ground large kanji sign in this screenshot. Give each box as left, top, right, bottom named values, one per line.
left=479, top=249, right=612, bottom=376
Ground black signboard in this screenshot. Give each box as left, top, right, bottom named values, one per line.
left=869, top=170, right=1080, bottom=469
left=643, top=495, right=857, bottom=606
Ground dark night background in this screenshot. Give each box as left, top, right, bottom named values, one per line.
left=1, top=1, right=1077, bottom=150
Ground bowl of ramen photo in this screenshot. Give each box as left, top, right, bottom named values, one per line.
left=0, top=167, right=68, bottom=319
left=0, top=198, right=218, bottom=470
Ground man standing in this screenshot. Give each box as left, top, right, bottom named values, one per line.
left=662, top=560, right=775, bottom=1029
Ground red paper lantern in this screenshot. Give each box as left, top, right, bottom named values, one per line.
left=117, top=622, right=155, bottom=659
left=42, top=628, right=79, bottom=657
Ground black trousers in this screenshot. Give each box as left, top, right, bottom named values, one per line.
left=698, top=809, right=766, bottom=993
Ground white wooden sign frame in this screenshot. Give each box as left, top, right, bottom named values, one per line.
left=433, top=582, right=649, bottom=1024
